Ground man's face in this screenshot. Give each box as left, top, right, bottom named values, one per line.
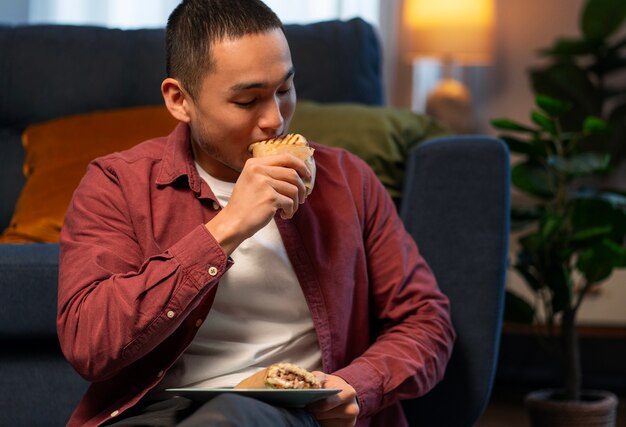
left=186, top=28, right=296, bottom=182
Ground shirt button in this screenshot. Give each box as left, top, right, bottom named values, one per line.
left=166, top=310, right=175, bottom=319
left=157, top=370, right=165, bottom=378
left=195, top=318, right=203, bottom=328
left=208, top=266, right=218, bottom=276
left=212, top=201, right=220, bottom=210
left=110, top=410, right=119, bottom=418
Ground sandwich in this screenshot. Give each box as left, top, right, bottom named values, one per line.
left=234, top=362, right=321, bottom=390
left=249, top=133, right=316, bottom=195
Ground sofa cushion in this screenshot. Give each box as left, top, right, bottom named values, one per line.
left=0, top=344, right=88, bottom=425
left=0, top=243, right=60, bottom=337
left=1, top=102, right=445, bottom=243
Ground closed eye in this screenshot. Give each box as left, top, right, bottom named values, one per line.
left=234, top=99, right=257, bottom=108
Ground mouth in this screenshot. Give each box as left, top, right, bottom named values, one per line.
left=252, top=132, right=286, bottom=144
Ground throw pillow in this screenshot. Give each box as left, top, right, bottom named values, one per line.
left=290, top=100, right=448, bottom=200
left=0, top=106, right=178, bottom=243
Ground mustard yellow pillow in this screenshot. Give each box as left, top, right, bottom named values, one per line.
left=1, top=106, right=178, bottom=243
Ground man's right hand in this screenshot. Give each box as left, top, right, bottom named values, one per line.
left=205, top=153, right=310, bottom=255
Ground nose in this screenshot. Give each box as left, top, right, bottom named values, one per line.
left=258, top=97, right=284, bottom=134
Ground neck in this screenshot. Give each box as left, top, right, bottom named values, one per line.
left=190, top=136, right=240, bottom=183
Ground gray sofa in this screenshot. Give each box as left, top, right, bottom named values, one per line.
left=0, top=19, right=510, bottom=426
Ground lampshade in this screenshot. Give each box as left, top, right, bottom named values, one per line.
left=404, top=0, right=495, bottom=64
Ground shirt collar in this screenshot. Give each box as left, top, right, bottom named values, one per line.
left=155, top=122, right=203, bottom=194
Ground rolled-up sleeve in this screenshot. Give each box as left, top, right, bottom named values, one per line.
left=57, top=160, right=230, bottom=381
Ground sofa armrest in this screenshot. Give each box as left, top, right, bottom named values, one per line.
left=400, top=136, right=511, bottom=426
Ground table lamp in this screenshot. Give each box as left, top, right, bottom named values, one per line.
left=404, top=0, right=495, bottom=133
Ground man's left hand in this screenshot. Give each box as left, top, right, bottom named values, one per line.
left=306, top=372, right=359, bottom=427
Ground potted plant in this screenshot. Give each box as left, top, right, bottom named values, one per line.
left=493, top=93, right=626, bottom=425
left=490, top=3, right=626, bottom=425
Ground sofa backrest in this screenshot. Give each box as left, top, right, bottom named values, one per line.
left=0, top=18, right=383, bottom=229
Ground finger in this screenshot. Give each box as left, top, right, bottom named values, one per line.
left=274, top=191, right=297, bottom=219
left=267, top=179, right=303, bottom=218
left=266, top=167, right=307, bottom=203
left=244, top=157, right=308, bottom=203
left=311, top=371, right=327, bottom=385
left=274, top=153, right=312, bottom=182
left=252, top=153, right=311, bottom=186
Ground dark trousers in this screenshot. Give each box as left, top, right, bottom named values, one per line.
left=103, top=394, right=319, bottom=427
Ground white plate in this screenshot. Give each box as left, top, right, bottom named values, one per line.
left=165, top=387, right=340, bottom=407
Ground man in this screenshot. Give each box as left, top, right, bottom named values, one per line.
left=57, top=0, right=455, bottom=426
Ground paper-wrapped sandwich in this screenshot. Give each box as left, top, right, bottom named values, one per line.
left=234, top=362, right=321, bottom=390
left=249, top=133, right=316, bottom=195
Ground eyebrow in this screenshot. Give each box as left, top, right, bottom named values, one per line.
left=229, top=67, right=295, bottom=92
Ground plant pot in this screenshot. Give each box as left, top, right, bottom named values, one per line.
left=525, top=389, right=618, bottom=427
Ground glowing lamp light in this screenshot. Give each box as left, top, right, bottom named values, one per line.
left=404, top=0, right=495, bottom=133
left=404, top=0, right=495, bottom=64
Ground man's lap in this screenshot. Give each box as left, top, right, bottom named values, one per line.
left=103, top=394, right=319, bottom=427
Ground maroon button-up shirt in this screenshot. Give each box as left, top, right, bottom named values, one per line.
left=58, top=123, right=454, bottom=427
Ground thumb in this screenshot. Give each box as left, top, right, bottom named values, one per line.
left=311, top=370, right=327, bottom=387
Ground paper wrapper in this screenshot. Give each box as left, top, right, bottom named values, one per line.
left=234, top=362, right=321, bottom=389
left=249, top=134, right=316, bottom=195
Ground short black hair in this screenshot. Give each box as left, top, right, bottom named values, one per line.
left=166, top=0, right=284, bottom=99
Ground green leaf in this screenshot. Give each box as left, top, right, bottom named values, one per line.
left=531, top=110, right=557, bottom=135
left=540, top=37, right=597, bottom=56
left=576, top=239, right=626, bottom=283
left=531, top=137, right=554, bottom=158
left=602, top=239, right=626, bottom=267
left=540, top=212, right=564, bottom=241
left=583, top=116, right=609, bottom=134
left=571, top=194, right=626, bottom=242
left=512, top=161, right=556, bottom=198
left=569, top=225, right=613, bottom=244
left=501, top=136, right=544, bottom=157
left=504, top=290, right=535, bottom=324
left=547, top=152, right=610, bottom=177
left=581, top=0, right=626, bottom=42
left=529, top=62, right=602, bottom=126
left=491, top=118, right=536, bottom=133
left=588, top=46, right=626, bottom=75
left=536, top=94, right=573, bottom=115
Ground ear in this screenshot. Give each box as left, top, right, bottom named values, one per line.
left=161, top=77, right=192, bottom=123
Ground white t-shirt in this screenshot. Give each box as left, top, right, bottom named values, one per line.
left=155, top=164, right=321, bottom=390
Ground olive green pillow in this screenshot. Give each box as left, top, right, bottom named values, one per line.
left=290, top=100, right=448, bottom=200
